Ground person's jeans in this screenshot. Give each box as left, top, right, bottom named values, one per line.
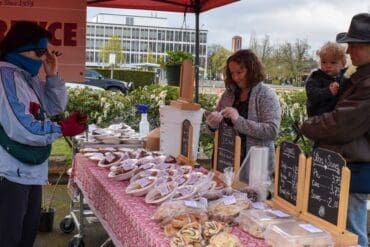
left=347, top=193, right=368, bottom=247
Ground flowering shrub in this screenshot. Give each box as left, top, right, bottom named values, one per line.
left=277, top=90, right=312, bottom=154
left=65, top=86, right=311, bottom=156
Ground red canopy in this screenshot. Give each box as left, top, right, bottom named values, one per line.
left=87, top=0, right=240, bottom=102
left=87, top=0, right=239, bottom=13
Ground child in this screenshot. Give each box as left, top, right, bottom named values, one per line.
left=305, top=41, right=348, bottom=117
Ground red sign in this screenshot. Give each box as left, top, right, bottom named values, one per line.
left=0, top=0, right=86, bottom=81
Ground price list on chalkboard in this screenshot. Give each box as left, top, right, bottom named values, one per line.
left=216, top=120, right=237, bottom=172
left=308, top=148, right=344, bottom=225
left=277, top=141, right=301, bottom=206
left=180, top=119, right=191, bottom=158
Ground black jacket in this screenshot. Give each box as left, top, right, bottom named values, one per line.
left=305, top=68, right=348, bottom=117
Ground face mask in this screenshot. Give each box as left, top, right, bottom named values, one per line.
left=4, top=52, right=43, bottom=76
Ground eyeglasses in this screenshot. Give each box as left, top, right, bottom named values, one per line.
left=33, top=48, right=47, bottom=57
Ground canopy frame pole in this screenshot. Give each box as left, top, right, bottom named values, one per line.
left=194, top=0, right=200, bottom=103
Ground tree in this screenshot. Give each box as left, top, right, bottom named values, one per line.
left=99, top=35, right=124, bottom=67
left=143, top=48, right=157, bottom=64
left=209, top=47, right=232, bottom=80
left=278, top=39, right=310, bottom=84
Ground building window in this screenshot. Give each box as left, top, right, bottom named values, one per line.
left=149, top=29, right=157, bottom=40
left=174, top=43, right=181, bottom=51
left=105, top=26, right=113, bottom=37
left=95, top=39, right=104, bottom=49
left=166, top=30, right=174, bottom=41
left=132, top=28, right=139, bottom=39
left=96, top=26, right=104, bottom=37
left=200, top=33, right=207, bottom=43
left=158, top=42, right=165, bottom=53
left=166, top=43, right=173, bottom=51
left=132, top=42, right=139, bottom=52
left=140, top=41, right=148, bottom=52
left=87, top=26, right=95, bottom=36
left=158, top=30, right=165, bottom=40
left=86, top=38, right=94, bottom=49
left=126, top=17, right=134, bottom=26
left=183, top=32, right=190, bottom=42
left=114, top=27, right=122, bottom=37
left=149, top=42, right=157, bottom=53
left=175, top=31, right=182, bottom=42
left=140, top=29, right=148, bottom=39
left=123, top=41, right=130, bottom=51
left=123, top=28, right=131, bottom=38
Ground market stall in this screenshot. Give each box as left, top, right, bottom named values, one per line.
left=69, top=154, right=267, bottom=247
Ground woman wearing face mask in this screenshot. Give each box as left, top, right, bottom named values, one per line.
left=0, top=21, right=86, bottom=247
left=205, top=49, right=281, bottom=182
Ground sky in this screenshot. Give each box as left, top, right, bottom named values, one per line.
left=87, top=0, right=370, bottom=55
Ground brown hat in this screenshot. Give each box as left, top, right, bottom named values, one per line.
left=336, top=13, right=370, bottom=43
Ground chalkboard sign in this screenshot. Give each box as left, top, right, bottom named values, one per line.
left=180, top=119, right=192, bottom=158
left=277, top=141, right=301, bottom=206
left=214, top=120, right=240, bottom=173
left=307, top=148, right=344, bottom=225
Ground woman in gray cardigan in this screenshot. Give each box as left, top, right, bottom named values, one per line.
left=205, top=49, right=281, bottom=181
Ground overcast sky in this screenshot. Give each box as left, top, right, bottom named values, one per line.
left=87, top=0, right=370, bottom=54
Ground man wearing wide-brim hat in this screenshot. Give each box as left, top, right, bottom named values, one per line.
left=301, top=13, right=370, bottom=246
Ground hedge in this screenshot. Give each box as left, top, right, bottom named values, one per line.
left=91, top=68, right=155, bottom=88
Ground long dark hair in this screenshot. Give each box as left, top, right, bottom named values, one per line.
left=0, top=21, right=50, bottom=60
left=224, top=49, right=266, bottom=90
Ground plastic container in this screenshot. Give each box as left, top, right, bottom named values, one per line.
left=159, top=105, right=204, bottom=160
left=138, top=104, right=150, bottom=138
left=264, top=221, right=333, bottom=247
left=236, top=209, right=295, bottom=238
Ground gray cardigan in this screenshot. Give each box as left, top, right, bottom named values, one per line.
left=215, top=82, right=281, bottom=176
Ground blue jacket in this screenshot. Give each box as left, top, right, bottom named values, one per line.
left=0, top=61, right=67, bottom=185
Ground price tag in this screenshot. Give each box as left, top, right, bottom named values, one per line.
left=176, top=168, right=184, bottom=176
left=199, top=197, right=208, bottom=208
left=156, top=177, right=167, bottom=186
left=143, top=170, right=153, bottom=176
left=174, top=176, right=186, bottom=185
left=178, top=187, right=190, bottom=196
left=187, top=174, right=199, bottom=185
left=137, top=178, right=151, bottom=188
left=142, top=163, right=153, bottom=170
left=122, top=163, right=134, bottom=171
left=252, top=202, right=266, bottom=209
left=184, top=200, right=198, bottom=208
left=105, top=152, right=115, bottom=162
left=157, top=163, right=170, bottom=170
left=223, top=195, right=236, bottom=205
left=269, top=209, right=290, bottom=218
left=299, top=224, right=323, bottom=233
left=158, top=184, right=170, bottom=196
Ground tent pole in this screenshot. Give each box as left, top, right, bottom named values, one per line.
left=194, top=4, right=200, bottom=103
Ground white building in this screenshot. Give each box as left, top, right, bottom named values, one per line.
left=86, top=13, right=208, bottom=70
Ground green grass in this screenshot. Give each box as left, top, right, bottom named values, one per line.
left=51, top=138, right=73, bottom=166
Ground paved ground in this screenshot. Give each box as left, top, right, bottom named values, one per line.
left=34, top=185, right=114, bottom=247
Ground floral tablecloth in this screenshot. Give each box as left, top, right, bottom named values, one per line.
left=70, top=154, right=267, bottom=247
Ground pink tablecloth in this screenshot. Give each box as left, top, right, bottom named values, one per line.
left=70, top=154, right=267, bottom=247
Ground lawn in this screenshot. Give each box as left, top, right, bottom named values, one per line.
left=51, top=137, right=73, bottom=166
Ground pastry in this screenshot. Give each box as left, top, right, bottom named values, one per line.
left=208, top=232, right=242, bottom=247
left=125, top=176, right=157, bottom=196
left=202, top=221, right=227, bottom=240
left=144, top=181, right=177, bottom=204
left=97, top=152, right=124, bottom=168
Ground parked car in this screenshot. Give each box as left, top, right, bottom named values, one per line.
left=66, top=82, right=104, bottom=91
left=82, top=69, right=132, bottom=93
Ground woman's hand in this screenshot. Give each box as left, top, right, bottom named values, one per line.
left=206, top=111, right=223, bottom=129
left=221, top=107, right=239, bottom=124
left=43, top=49, right=61, bottom=76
